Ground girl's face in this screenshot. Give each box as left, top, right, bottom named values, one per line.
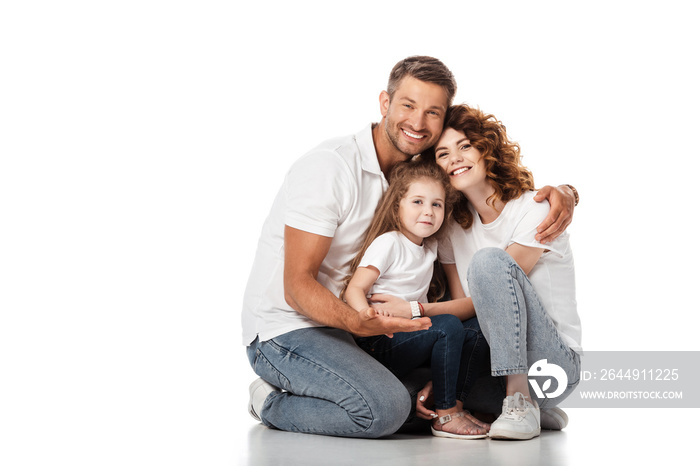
left=434, top=128, right=488, bottom=194
left=398, top=178, right=445, bottom=245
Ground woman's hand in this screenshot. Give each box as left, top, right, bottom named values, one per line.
left=368, top=294, right=412, bottom=319
left=533, top=185, right=576, bottom=244
left=416, top=380, right=437, bottom=420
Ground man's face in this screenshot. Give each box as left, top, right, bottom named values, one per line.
left=380, top=76, right=448, bottom=157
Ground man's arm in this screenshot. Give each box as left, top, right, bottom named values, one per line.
left=533, top=185, right=578, bottom=244
left=283, top=226, right=431, bottom=337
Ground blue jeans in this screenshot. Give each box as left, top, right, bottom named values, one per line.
left=247, top=327, right=410, bottom=438
left=456, top=316, right=491, bottom=403
left=355, top=314, right=465, bottom=410
left=467, top=248, right=580, bottom=409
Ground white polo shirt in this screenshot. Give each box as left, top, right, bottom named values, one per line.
left=241, top=124, right=389, bottom=345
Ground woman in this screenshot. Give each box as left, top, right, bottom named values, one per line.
left=433, top=104, right=582, bottom=440
left=373, top=105, right=582, bottom=440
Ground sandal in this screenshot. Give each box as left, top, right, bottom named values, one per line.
left=431, top=411, right=488, bottom=440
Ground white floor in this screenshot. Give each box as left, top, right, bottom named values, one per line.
left=237, top=408, right=694, bottom=465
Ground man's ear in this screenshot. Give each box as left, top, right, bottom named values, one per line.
left=379, top=90, right=390, bottom=118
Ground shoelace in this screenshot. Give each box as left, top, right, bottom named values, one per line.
left=502, top=392, right=530, bottom=417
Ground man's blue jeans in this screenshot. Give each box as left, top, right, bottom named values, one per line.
left=247, top=327, right=410, bottom=438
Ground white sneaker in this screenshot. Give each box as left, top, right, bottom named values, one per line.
left=489, top=392, right=540, bottom=440
left=540, top=406, right=568, bottom=430
left=248, top=378, right=280, bottom=422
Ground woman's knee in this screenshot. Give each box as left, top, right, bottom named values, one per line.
left=468, top=247, right=510, bottom=276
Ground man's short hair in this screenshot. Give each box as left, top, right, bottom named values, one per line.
left=387, top=56, right=457, bottom=105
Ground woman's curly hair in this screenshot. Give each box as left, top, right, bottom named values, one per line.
left=424, top=104, right=535, bottom=229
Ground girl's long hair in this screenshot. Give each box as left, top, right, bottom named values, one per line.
left=340, top=160, right=456, bottom=301
left=424, top=105, right=536, bottom=230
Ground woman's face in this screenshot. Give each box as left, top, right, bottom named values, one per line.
left=434, top=128, right=487, bottom=194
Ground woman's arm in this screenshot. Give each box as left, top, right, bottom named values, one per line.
left=344, top=266, right=381, bottom=312
left=505, top=243, right=545, bottom=275
left=422, top=263, right=475, bottom=320
left=369, top=239, right=546, bottom=320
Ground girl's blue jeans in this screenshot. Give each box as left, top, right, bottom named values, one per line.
left=355, top=314, right=485, bottom=410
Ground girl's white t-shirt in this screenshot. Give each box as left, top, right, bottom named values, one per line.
left=359, top=231, right=437, bottom=303
left=439, top=191, right=582, bottom=352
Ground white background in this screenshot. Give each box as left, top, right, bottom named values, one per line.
left=2, top=1, right=699, bottom=464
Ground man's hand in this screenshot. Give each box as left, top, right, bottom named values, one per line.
left=353, top=307, right=431, bottom=338
left=533, top=185, right=576, bottom=244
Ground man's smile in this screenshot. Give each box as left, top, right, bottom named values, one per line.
left=402, top=128, right=426, bottom=140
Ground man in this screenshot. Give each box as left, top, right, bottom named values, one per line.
left=242, top=56, right=576, bottom=438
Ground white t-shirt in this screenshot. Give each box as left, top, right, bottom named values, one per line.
left=439, top=191, right=582, bottom=352
left=358, top=231, right=438, bottom=303
left=241, top=124, right=388, bottom=345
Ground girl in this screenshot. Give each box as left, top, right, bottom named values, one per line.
left=343, top=161, right=489, bottom=440
left=422, top=104, right=582, bottom=440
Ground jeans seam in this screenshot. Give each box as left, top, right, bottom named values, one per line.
left=507, top=261, right=526, bottom=373
left=435, top=328, right=453, bottom=410
left=254, top=348, right=291, bottom=389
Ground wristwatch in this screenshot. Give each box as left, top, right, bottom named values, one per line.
left=410, top=301, right=421, bottom=320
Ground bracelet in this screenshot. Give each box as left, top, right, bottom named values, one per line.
left=410, top=301, right=421, bottom=319
left=418, top=302, right=425, bottom=317
left=565, top=184, right=579, bottom=206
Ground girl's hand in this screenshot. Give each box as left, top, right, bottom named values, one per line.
left=369, top=294, right=412, bottom=319
left=416, top=380, right=437, bottom=420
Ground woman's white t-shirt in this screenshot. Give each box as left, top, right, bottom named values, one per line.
left=359, top=231, right=437, bottom=303
left=439, top=191, right=582, bottom=352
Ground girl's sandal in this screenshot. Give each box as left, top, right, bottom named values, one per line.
left=431, top=411, right=488, bottom=440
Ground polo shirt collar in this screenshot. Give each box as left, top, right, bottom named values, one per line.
left=356, top=123, right=384, bottom=177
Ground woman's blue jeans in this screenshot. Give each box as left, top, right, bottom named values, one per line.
left=247, top=327, right=411, bottom=438
left=467, top=248, right=580, bottom=409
